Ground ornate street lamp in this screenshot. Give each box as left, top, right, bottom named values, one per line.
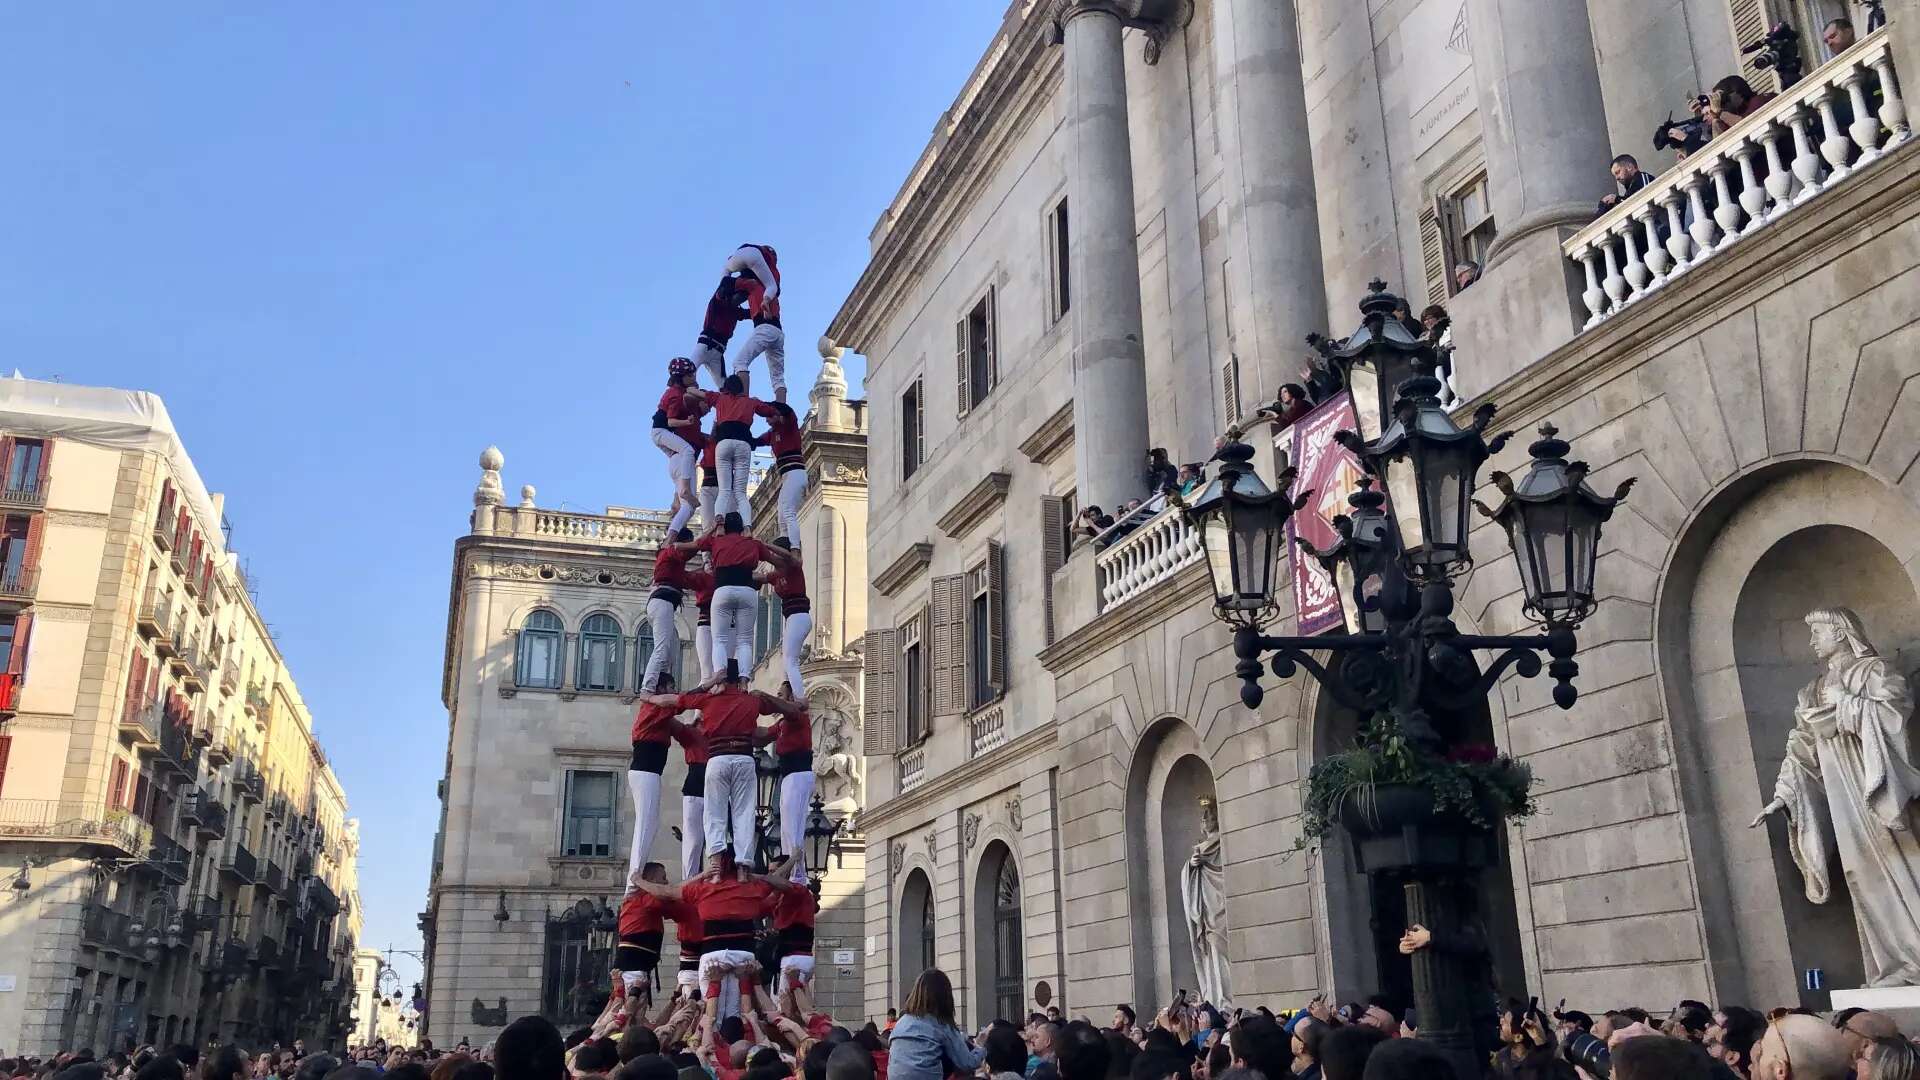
left=1307, top=279, right=1429, bottom=444
left=803, top=793, right=844, bottom=877
left=1179, top=442, right=1305, bottom=630
left=1475, top=424, right=1634, bottom=630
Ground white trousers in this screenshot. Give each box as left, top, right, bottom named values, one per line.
left=725, top=246, right=778, bottom=300
left=712, top=584, right=758, bottom=681
left=715, top=439, right=753, bottom=525
left=627, top=769, right=662, bottom=888
left=781, top=611, right=811, bottom=696
left=703, top=753, right=759, bottom=864
left=779, top=769, right=816, bottom=882
left=730, top=323, right=786, bottom=395
left=776, top=468, right=807, bottom=547
left=652, top=429, right=697, bottom=535
left=778, top=955, right=815, bottom=987
left=698, top=483, right=718, bottom=534
left=642, top=597, right=680, bottom=692
left=682, top=795, right=706, bottom=879
left=698, top=950, right=757, bottom=1018
left=695, top=624, right=713, bottom=683
left=692, top=342, right=726, bottom=389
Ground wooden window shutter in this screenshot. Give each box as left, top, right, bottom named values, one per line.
left=21, top=514, right=44, bottom=573
left=986, top=540, right=1007, bottom=696
left=0, top=735, right=10, bottom=800
left=128, top=651, right=148, bottom=711
left=34, top=439, right=51, bottom=495
left=862, top=628, right=901, bottom=755
left=1728, top=0, right=1776, bottom=87
left=1222, top=355, right=1242, bottom=424
left=108, top=757, right=128, bottom=810
left=1040, top=497, right=1067, bottom=644
left=915, top=378, right=926, bottom=466
left=7, top=613, right=30, bottom=677
left=0, top=439, right=12, bottom=487
left=955, top=317, right=971, bottom=420
left=1419, top=203, right=1450, bottom=305
left=986, top=286, right=999, bottom=389
left=930, top=575, right=966, bottom=717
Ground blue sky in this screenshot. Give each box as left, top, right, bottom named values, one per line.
left=1, top=3, right=1006, bottom=989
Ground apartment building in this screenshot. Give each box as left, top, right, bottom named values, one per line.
left=0, top=379, right=363, bottom=1054
left=831, top=0, right=1920, bottom=1021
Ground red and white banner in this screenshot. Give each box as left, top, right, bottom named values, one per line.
left=1286, top=393, right=1369, bottom=636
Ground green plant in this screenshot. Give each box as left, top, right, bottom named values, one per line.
left=1295, top=714, right=1538, bottom=849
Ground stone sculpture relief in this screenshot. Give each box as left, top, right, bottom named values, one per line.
left=1752, top=606, right=1920, bottom=987
left=1181, top=797, right=1233, bottom=1008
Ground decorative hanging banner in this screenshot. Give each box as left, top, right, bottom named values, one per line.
left=1286, top=393, right=1369, bottom=636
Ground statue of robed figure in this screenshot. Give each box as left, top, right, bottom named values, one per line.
left=1181, top=797, right=1233, bottom=1008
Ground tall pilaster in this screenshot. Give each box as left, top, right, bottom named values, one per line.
left=1063, top=0, right=1152, bottom=514
left=1212, top=0, right=1328, bottom=403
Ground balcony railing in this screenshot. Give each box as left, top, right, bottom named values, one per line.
left=306, top=874, right=340, bottom=915
left=1567, top=29, right=1910, bottom=328
left=262, top=859, right=288, bottom=896
left=219, top=842, right=258, bottom=884
left=899, top=744, right=927, bottom=791
left=182, top=789, right=228, bottom=840
left=119, top=699, right=160, bottom=748
left=966, top=703, right=1008, bottom=759
left=1094, top=497, right=1203, bottom=611
left=155, top=719, right=197, bottom=779
left=146, top=833, right=190, bottom=883
left=0, top=481, right=47, bottom=509
left=237, top=762, right=265, bottom=803
left=0, top=563, right=39, bottom=601
left=0, top=798, right=151, bottom=855
left=81, top=903, right=135, bottom=953
left=208, top=726, right=236, bottom=765
left=220, top=660, right=239, bottom=697
left=178, top=644, right=206, bottom=694
left=521, top=508, right=668, bottom=548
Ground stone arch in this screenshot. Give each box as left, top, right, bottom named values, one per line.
left=897, top=866, right=938, bottom=1005
left=1124, top=715, right=1220, bottom=1009
left=1656, top=457, right=1920, bottom=1006
left=972, top=838, right=1025, bottom=1024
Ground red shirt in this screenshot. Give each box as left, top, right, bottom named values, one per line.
left=681, top=874, right=775, bottom=924
left=701, top=433, right=718, bottom=471
left=742, top=277, right=781, bottom=324
left=711, top=391, right=776, bottom=429
left=698, top=532, right=770, bottom=571
left=766, top=560, right=805, bottom=601
left=619, top=889, right=670, bottom=937
left=658, top=386, right=689, bottom=421
left=701, top=276, right=750, bottom=343
left=767, top=707, right=811, bottom=756
left=771, top=886, right=816, bottom=931
left=755, top=413, right=802, bottom=459
left=681, top=688, right=767, bottom=743
left=653, top=545, right=694, bottom=590
left=632, top=701, right=678, bottom=744
left=671, top=721, right=708, bottom=766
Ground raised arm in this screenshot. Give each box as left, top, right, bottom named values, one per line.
left=755, top=692, right=806, bottom=718
left=630, top=877, right=684, bottom=902
left=729, top=247, right=778, bottom=301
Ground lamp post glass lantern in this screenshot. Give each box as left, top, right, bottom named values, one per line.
left=1307, top=279, right=1430, bottom=445
left=803, top=793, right=841, bottom=875
left=1475, top=424, right=1635, bottom=625
left=1180, top=442, right=1301, bottom=629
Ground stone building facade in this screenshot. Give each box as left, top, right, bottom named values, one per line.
left=0, top=378, right=363, bottom=1054
left=831, top=0, right=1920, bottom=1022
left=424, top=359, right=872, bottom=1042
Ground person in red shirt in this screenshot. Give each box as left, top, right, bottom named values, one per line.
left=627, top=676, right=684, bottom=886
left=643, top=531, right=697, bottom=694
left=691, top=514, right=795, bottom=683
left=669, top=714, right=709, bottom=880
left=693, top=274, right=752, bottom=389
left=652, top=358, right=708, bottom=536
left=689, top=562, right=717, bottom=686
left=753, top=401, right=806, bottom=548
left=698, top=413, right=720, bottom=535
left=708, top=376, right=779, bottom=528
left=670, top=893, right=704, bottom=997
left=757, top=538, right=810, bottom=698
left=755, top=681, right=813, bottom=884
left=645, top=666, right=804, bottom=867
left=723, top=244, right=785, bottom=402
left=770, top=880, right=820, bottom=1016
left=615, top=861, right=673, bottom=1007
left=633, top=851, right=800, bottom=1022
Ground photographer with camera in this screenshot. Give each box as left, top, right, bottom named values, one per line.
left=1707, top=75, right=1778, bottom=137
left=1654, top=96, right=1712, bottom=162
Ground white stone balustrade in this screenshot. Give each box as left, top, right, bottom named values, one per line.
left=1564, top=28, right=1908, bottom=328
left=967, top=705, right=1007, bottom=759
left=899, top=745, right=928, bottom=791
left=506, top=508, right=668, bottom=549
left=1095, top=498, right=1202, bottom=610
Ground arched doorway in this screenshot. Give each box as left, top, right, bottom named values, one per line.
left=1662, top=461, right=1920, bottom=1006
left=898, top=868, right=936, bottom=1004
left=973, top=841, right=1024, bottom=1023
left=1124, top=718, right=1221, bottom=1009
left=1311, top=660, right=1528, bottom=1014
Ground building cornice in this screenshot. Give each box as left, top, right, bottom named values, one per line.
left=859, top=722, right=1057, bottom=832
left=874, top=542, right=935, bottom=598
left=936, top=471, right=1013, bottom=539
left=1017, top=403, right=1076, bottom=465
left=1038, top=559, right=1214, bottom=673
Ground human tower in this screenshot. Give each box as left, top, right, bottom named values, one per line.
left=608, top=243, right=822, bottom=1031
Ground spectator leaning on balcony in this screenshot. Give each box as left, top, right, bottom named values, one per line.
left=1825, top=16, right=1856, bottom=54
left=1596, top=154, right=1658, bottom=217
left=1706, top=76, right=1777, bottom=136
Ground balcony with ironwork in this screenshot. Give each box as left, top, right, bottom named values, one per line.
left=137, top=586, right=169, bottom=639
left=255, top=935, right=283, bottom=970
left=220, top=659, right=239, bottom=697
left=0, top=563, right=39, bottom=603
left=178, top=643, right=206, bottom=695
left=0, top=473, right=47, bottom=510
left=145, top=833, right=190, bottom=884
left=118, top=697, right=160, bottom=749
left=244, top=681, right=266, bottom=716
left=80, top=903, right=136, bottom=956
left=236, top=761, right=265, bottom=803
left=207, top=724, right=235, bottom=766
left=266, top=793, right=290, bottom=822
left=154, top=717, right=197, bottom=780
left=305, top=874, right=340, bottom=915
left=195, top=570, right=214, bottom=615
left=0, top=797, right=152, bottom=855
left=153, top=614, right=179, bottom=659
left=182, top=788, right=227, bottom=840
left=261, top=858, right=288, bottom=897
left=219, top=842, right=258, bottom=884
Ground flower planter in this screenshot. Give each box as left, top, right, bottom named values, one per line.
left=1338, top=782, right=1498, bottom=875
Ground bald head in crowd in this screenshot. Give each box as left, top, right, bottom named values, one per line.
left=1838, top=1009, right=1902, bottom=1058
left=1752, top=1013, right=1852, bottom=1080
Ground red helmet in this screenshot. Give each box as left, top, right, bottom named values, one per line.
left=668, top=357, right=695, bottom=378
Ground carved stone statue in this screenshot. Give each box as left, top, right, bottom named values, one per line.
left=474, top=446, right=505, bottom=508
left=813, top=701, right=865, bottom=819
left=1181, top=797, right=1233, bottom=1007
left=1753, top=606, right=1920, bottom=987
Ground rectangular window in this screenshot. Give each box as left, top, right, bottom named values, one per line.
left=970, top=586, right=991, bottom=707
left=108, top=757, right=128, bottom=810
left=902, top=615, right=927, bottom=747
left=956, top=289, right=998, bottom=418
left=4, top=440, right=44, bottom=495
left=561, top=770, right=616, bottom=857
left=966, top=542, right=1007, bottom=710
left=1438, top=172, right=1496, bottom=290
left=901, top=377, right=925, bottom=482
left=0, top=516, right=27, bottom=587
left=1047, top=197, right=1071, bottom=322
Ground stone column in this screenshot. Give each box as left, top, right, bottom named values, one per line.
left=1212, top=0, right=1328, bottom=403
left=1449, top=0, right=1614, bottom=400
left=1891, top=0, right=1920, bottom=101
left=1063, top=0, right=1152, bottom=514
